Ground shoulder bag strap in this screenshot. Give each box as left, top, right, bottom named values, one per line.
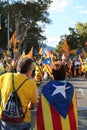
left=12, top=73, right=28, bottom=116
left=12, top=73, right=28, bottom=92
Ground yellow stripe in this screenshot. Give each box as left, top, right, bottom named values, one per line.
left=45, top=65, right=52, bottom=77
left=41, top=94, right=53, bottom=130
left=60, top=114, right=70, bottom=130
left=38, top=66, right=43, bottom=79
left=34, top=120, right=37, bottom=130
left=61, top=91, right=78, bottom=130
left=72, top=91, right=78, bottom=128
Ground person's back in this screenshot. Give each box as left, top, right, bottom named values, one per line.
left=84, top=63, right=87, bottom=72
left=35, top=62, right=78, bottom=130
left=0, top=58, right=37, bottom=130
left=0, top=72, right=37, bottom=122
left=84, top=62, right=87, bottom=78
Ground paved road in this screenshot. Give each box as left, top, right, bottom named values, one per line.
left=69, top=77, right=87, bottom=130
left=31, top=77, right=87, bottom=130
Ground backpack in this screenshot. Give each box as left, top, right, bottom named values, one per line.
left=2, top=73, right=28, bottom=123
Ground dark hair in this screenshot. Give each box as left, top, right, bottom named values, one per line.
left=52, top=64, right=66, bottom=80
left=17, top=58, right=33, bottom=74
left=31, top=69, right=35, bottom=78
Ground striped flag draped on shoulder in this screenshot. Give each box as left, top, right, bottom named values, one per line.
left=35, top=80, right=78, bottom=130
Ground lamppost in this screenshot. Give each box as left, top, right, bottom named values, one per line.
left=7, top=0, right=10, bottom=51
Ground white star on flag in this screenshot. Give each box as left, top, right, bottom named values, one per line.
left=47, top=61, right=50, bottom=64
left=52, top=83, right=71, bottom=99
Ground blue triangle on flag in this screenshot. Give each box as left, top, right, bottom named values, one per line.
left=43, top=58, right=51, bottom=65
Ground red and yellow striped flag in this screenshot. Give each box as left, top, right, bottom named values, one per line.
left=26, top=47, right=33, bottom=58
left=39, top=47, right=43, bottom=55
left=43, top=64, right=52, bottom=78
left=8, top=31, right=17, bottom=48
left=38, top=65, right=44, bottom=80
left=35, top=81, right=78, bottom=130
left=62, top=40, right=69, bottom=56
left=70, top=49, right=76, bottom=54
left=20, top=51, right=25, bottom=58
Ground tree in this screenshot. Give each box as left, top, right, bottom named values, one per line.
left=67, top=27, right=80, bottom=50
left=76, top=22, right=87, bottom=51
left=0, top=0, right=52, bottom=54
left=0, top=1, right=9, bottom=49
left=55, top=40, right=63, bottom=60
left=56, top=22, right=87, bottom=53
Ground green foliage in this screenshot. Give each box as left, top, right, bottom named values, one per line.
left=56, top=22, right=87, bottom=53
left=0, top=2, right=9, bottom=49
left=0, top=0, right=52, bottom=53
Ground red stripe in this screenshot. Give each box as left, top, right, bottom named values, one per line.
left=50, top=105, right=62, bottom=130
left=68, top=103, right=77, bottom=130
left=46, top=65, right=51, bottom=74
left=36, top=99, right=45, bottom=130
left=39, top=66, right=43, bottom=75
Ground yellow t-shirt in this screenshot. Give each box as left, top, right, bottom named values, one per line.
left=0, top=72, right=37, bottom=122
left=84, top=64, right=87, bottom=72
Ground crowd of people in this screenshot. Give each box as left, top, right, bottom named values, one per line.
left=0, top=52, right=87, bottom=130
left=0, top=55, right=87, bottom=81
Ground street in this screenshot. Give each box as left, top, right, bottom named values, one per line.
left=31, top=77, right=87, bottom=130
left=69, top=77, right=87, bottom=130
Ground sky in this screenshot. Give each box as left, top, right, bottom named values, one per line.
left=7, top=0, right=87, bottom=48
left=44, top=0, right=87, bottom=48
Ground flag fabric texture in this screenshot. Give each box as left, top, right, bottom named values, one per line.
left=43, top=58, right=52, bottom=78
left=8, top=31, right=17, bottom=48
left=35, top=80, right=78, bottom=130
left=43, top=64, right=52, bottom=78
left=38, top=65, right=44, bottom=79
left=39, top=44, right=45, bottom=55
left=39, top=44, right=48, bottom=57
left=20, top=47, right=33, bottom=59
left=20, top=51, right=25, bottom=58
left=62, top=40, right=69, bottom=57
left=43, top=58, right=51, bottom=65
left=26, top=47, right=33, bottom=58
left=35, top=65, right=43, bottom=80
left=41, top=48, right=48, bottom=57
left=70, top=49, right=76, bottom=54
left=39, top=47, right=43, bottom=55
left=34, top=65, right=42, bottom=84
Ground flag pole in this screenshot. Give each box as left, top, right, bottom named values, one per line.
left=7, top=0, right=10, bottom=51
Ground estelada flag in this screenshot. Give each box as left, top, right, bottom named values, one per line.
left=62, top=40, right=70, bottom=58
left=37, top=65, right=44, bottom=79
left=62, top=40, right=69, bottom=53
left=35, top=80, right=78, bottom=130
left=43, top=58, right=51, bottom=65
left=43, top=64, right=52, bottom=78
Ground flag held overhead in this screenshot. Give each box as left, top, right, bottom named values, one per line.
left=43, top=58, right=51, bottom=65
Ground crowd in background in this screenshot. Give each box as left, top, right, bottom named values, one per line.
left=0, top=54, right=87, bottom=85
